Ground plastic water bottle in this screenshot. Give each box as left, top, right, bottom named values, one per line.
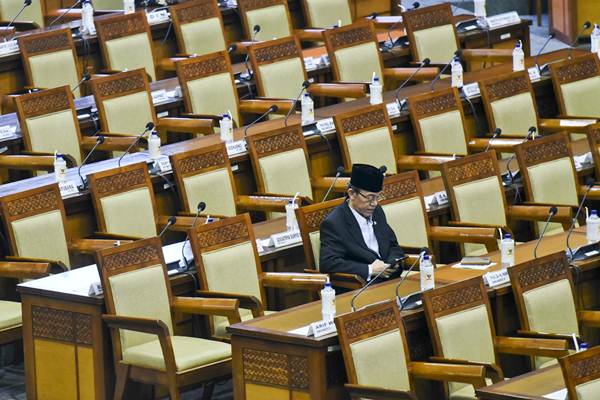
left=321, top=278, right=336, bottom=321
left=591, top=24, right=600, bottom=54
left=219, top=114, right=234, bottom=143
left=123, top=0, right=135, bottom=14
left=54, top=153, right=67, bottom=182
left=301, top=93, right=314, bottom=125
left=451, top=56, right=463, bottom=88
left=369, top=74, right=383, bottom=105
left=474, top=0, right=486, bottom=19
left=285, top=200, right=299, bottom=231
left=580, top=342, right=589, bottom=352
left=420, top=255, right=435, bottom=291
left=586, top=210, right=600, bottom=244
left=148, top=131, right=161, bottom=160
left=513, top=40, right=525, bottom=72
left=500, top=233, right=515, bottom=268
left=81, top=0, right=95, bottom=35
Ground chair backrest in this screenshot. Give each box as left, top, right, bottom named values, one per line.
left=188, top=214, right=263, bottom=336
left=423, top=277, right=498, bottom=395
left=586, top=122, right=600, bottom=178
left=402, top=3, right=460, bottom=64
left=175, top=51, right=241, bottom=126
left=14, top=86, right=84, bottom=165
left=479, top=70, right=540, bottom=137
left=246, top=124, right=313, bottom=200
left=170, top=142, right=238, bottom=217
left=335, top=300, right=414, bottom=393
left=380, top=171, right=430, bottom=250
left=170, top=0, right=227, bottom=57
left=93, top=0, right=124, bottom=9
left=97, top=237, right=174, bottom=358
left=559, top=345, right=600, bottom=400
left=95, top=12, right=157, bottom=82
left=334, top=104, right=397, bottom=173
left=408, top=87, right=469, bottom=156
left=89, top=69, right=157, bottom=136
left=17, top=29, right=82, bottom=98
left=237, top=0, right=293, bottom=41
left=300, top=0, right=352, bottom=28
left=514, top=132, right=579, bottom=207
left=550, top=54, right=600, bottom=117
left=248, top=36, right=308, bottom=100
left=0, top=0, right=44, bottom=28
left=0, top=184, right=71, bottom=268
left=88, top=163, right=158, bottom=238
left=296, top=198, right=345, bottom=270
left=323, top=20, right=384, bottom=84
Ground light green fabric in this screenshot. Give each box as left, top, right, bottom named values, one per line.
left=258, top=149, right=313, bottom=199
left=436, top=304, right=495, bottom=395
left=490, top=93, right=538, bottom=137
left=334, top=42, right=383, bottom=84
left=109, top=265, right=173, bottom=351
left=93, top=0, right=124, bottom=9
left=180, top=18, right=226, bottom=56
left=29, top=50, right=81, bottom=97
left=246, top=5, right=290, bottom=41
left=418, top=110, right=468, bottom=155
left=576, top=378, right=600, bottom=400
left=345, top=127, right=397, bottom=174
left=105, top=33, right=156, bottom=81
left=25, top=110, right=82, bottom=164
left=309, top=231, right=321, bottom=270
left=561, top=76, right=600, bottom=117
left=258, top=58, right=305, bottom=100
left=183, top=168, right=236, bottom=216
left=100, top=188, right=157, bottom=238
left=305, top=0, right=352, bottom=28
left=454, top=177, right=507, bottom=226
left=412, top=25, right=458, bottom=64
left=103, top=91, right=155, bottom=136
left=187, top=73, right=240, bottom=126
left=349, top=330, right=411, bottom=391
left=0, top=301, right=21, bottom=330
left=0, top=0, right=44, bottom=27
left=527, top=158, right=578, bottom=207
left=383, top=198, right=428, bottom=249
left=12, top=210, right=70, bottom=268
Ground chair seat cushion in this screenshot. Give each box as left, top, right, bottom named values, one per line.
left=0, top=301, right=22, bottom=331
left=122, top=335, right=231, bottom=372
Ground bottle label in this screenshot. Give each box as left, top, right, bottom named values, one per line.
left=369, top=84, right=383, bottom=105
left=420, top=266, right=434, bottom=291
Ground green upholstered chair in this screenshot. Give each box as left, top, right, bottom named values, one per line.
left=423, top=277, right=569, bottom=399
left=586, top=123, right=600, bottom=178
left=300, top=0, right=352, bottom=28
left=93, top=0, right=124, bottom=9
left=17, top=29, right=83, bottom=98
left=97, top=237, right=240, bottom=400
left=550, top=54, right=600, bottom=119
left=560, top=344, right=600, bottom=400
left=335, top=300, right=488, bottom=400
left=188, top=213, right=327, bottom=339
left=170, top=0, right=227, bottom=58
left=0, top=0, right=44, bottom=28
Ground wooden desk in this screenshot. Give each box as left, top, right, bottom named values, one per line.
left=476, top=365, right=565, bottom=400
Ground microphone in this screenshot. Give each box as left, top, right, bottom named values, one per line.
left=244, top=105, right=278, bottom=137
left=227, top=43, right=237, bottom=54
left=534, top=33, right=555, bottom=74
left=48, top=0, right=83, bottom=27
left=158, top=216, right=177, bottom=238
left=506, top=126, right=536, bottom=182
left=350, top=255, right=407, bottom=312
left=430, top=51, right=461, bottom=91
left=395, top=58, right=430, bottom=108
left=385, top=2, right=419, bottom=50
left=180, top=201, right=206, bottom=271
left=568, top=21, right=591, bottom=59
left=566, top=177, right=595, bottom=260
left=117, top=122, right=154, bottom=168
left=484, top=128, right=502, bottom=152
left=242, top=25, right=261, bottom=80
left=322, top=166, right=345, bottom=203
left=396, top=248, right=428, bottom=310
left=71, top=71, right=91, bottom=94
left=5, top=0, right=32, bottom=34
left=77, top=135, right=105, bottom=190
left=284, top=80, right=310, bottom=127
left=533, top=206, right=558, bottom=259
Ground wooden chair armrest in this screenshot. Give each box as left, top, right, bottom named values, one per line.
left=516, top=329, right=580, bottom=347
left=507, top=205, right=572, bottom=226
left=312, top=176, right=350, bottom=192
left=372, top=16, right=403, bottom=29
left=329, top=272, right=366, bottom=290
left=396, top=155, right=453, bottom=171
left=0, top=155, right=56, bottom=172
left=582, top=186, right=600, bottom=200
left=467, top=138, right=523, bottom=153
left=102, top=314, right=169, bottom=336
left=46, top=8, right=81, bottom=19
left=429, top=356, right=503, bottom=383
left=236, top=194, right=291, bottom=213
left=179, top=112, right=223, bottom=122
left=494, top=336, right=569, bottom=358
left=447, top=221, right=505, bottom=229
left=428, top=226, right=498, bottom=251
left=557, top=115, right=598, bottom=120
left=254, top=192, right=312, bottom=205
left=229, top=41, right=252, bottom=54
left=171, top=296, right=241, bottom=325
left=294, top=28, right=324, bottom=41
left=539, top=118, right=596, bottom=133
left=156, top=117, right=214, bottom=136
left=307, top=83, right=367, bottom=99
left=157, top=215, right=211, bottom=233
left=196, top=290, right=263, bottom=317
left=157, top=57, right=187, bottom=72
left=81, top=135, right=141, bottom=152
left=461, top=48, right=513, bottom=63
left=382, top=67, right=439, bottom=82
left=98, top=69, right=125, bottom=75
left=68, top=238, right=131, bottom=254
left=260, top=272, right=327, bottom=291
left=410, top=361, right=487, bottom=387
left=578, top=310, right=600, bottom=328
left=93, top=231, right=143, bottom=241
left=5, top=256, right=68, bottom=273
left=0, top=261, right=57, bottom=280
left=344, top=383, right=415, bottom=400
left=238, top=98, right=294, bottom=114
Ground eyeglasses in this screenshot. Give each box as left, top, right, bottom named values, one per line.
left=355, top=190, right=385, bottom=203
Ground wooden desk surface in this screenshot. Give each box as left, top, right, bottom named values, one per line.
left=476, top=365, right=565, bottom=400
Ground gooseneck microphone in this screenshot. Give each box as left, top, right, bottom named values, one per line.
left=71, top=71, right=91, bottom=94
left=429, top=51, right=461, bottom=92
left=396, top=248, right=428, bottom=310
left=77, top=135, right=105, bottom=190
left=566, top=177, right=595, bottom=259
left=568, top=21, right=591, bottom=59
left=322, top=166, right=345, bottom=203
left=227, top=43, right=237, bottom=54
left=158, top=216, right=177, bottom=238
left=180, top=201, right=206, bottom=271
left=284, top=80, right=310, bottom=127
left=117, top=122, right=154, bottom=167
left=484, top=128, right=502, bottom=152
left=48, top=0, right=83, bottom=27
left=350, top=255, right=407, bottom=312
left=242, top=25, right=261, bottom=80
left=506, top=126, right=536, bottom=183
left=533, top=206, right=558, bottom=259
left=384, top=3, right=418, bottom=49
left=5, top=0, right=32, bottom=35
left=395, top=58, right=431, bottom=107
left=244, top=105, right=278, bottom=137
left=534, top=33, right=555, bottom=74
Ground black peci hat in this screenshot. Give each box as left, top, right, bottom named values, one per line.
left=350, top=164, right=385, bottom=193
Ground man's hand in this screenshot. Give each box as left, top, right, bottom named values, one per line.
left=370, top=259, right=394, bottom=278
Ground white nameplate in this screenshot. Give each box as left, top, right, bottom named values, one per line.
left=559, top=119, right=597, bottom=127
left=270, top=229, right=302, bottom=248
left=528, top=66, right=541, bottom=81
left=310, top=319, right=337, bottom=338
left=316, top=118, right=335, bottom=133
left=486, top=11, right=520, bottom=28
left=483, top=269, right=510, bottom=287
left=462, top=82, right=480, bottom=98
left=304, top=57, right=317, bottom=71
left=151, top=89, right=169, bottom=104
left=255, top=239, right=265, bottom=253
left=59, top=180, right=80, bottom=198
left=463, top=24, right=477, bottom=31
left=585, top=249, right=600, bottom=258
left=0, top=40, right=19, bottom=56
left=320, top=54, right=330, bottom=66
left=226, top=139, right=247, bottom=156
left=156, top=111, right=169, bottom=118
left=88, top=281, right=103, bottom=296
left=500, top=32, right=511, bottom=40
left=155, top=156, right=172, bottom=173
left=146, top=9, right=170, bottom=24
left=0, top=125, right=17, bottom=139
left=434, top=191, right=448, bottom=206
left=386, top=101, right=401, bottom=117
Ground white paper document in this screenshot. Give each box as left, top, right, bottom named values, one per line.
left=543, top=388, right=567, bottom=400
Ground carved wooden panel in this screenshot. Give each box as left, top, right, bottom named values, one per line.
left=94, top=73, right=146, bottom=98
left=20, top=90, right=71, bottom=119
left=515, top=257, right=568, bottom=292
left=102, top=243, right=161, bottom=272
left=253, top=40, right=299, bottom=64
left=405, top=5, right=453, bottom=31
left=483, top=74, right=530, bottom=102
left=195, top=221, right=250, bottom=249
left=430, top=283, right=483, bottom=314
left=328, top=25, right=373, bottom=49
left=94, top=167, right=147, bottom=195
left=444, top=156, right=495, bottom=186
left=96, top=13, right=147, bottom=41
left=303, top=206, right=337, bottom=229
left=412, top=92, right=457, bottom=118
left=174, top=0, right=217, bottom=23
left=178, top=149, right=226, bottom=175
left=32, top=306, right=93, bottom=345
left=20, top=30, right=71, bottom=55
left=5, top=189, right=60, bottom=218
left=343, top=307, right=396, bottom=339
left=571, top=355, right=600, bottom=382
left=238, top=0, right=282, bottom=11
left=554, top=57, right=599, bottom=84
left=242, top=348, right=309, bottom=390
left=252, top=129, right=302, bottom=156
left=520, top=137, right=569, bottom=166
left=381, top=176, right=418, bottom=201
left=180, top=54, right=228, bottom=80
left=340, top=108, right=386, bottom=134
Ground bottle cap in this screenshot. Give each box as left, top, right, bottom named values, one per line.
left=504, top=233, right=511, bottom=239
left=423, top=255, right=430, bottom=260
left=592, top=210, right=598, bottom=216
left=581, top=342, right=588, bottom=349
left=303, top=92, right=310, bottom=97
left=222, top=114, right=230, bottom=119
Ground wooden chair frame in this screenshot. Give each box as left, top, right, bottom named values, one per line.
left=586, top=122, right=600, bottom=178
left=559, top=344, right=600, bottom=399
left=549, top=54, right=600, bottom=118
left=169, top=0, right=227, bottom=57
